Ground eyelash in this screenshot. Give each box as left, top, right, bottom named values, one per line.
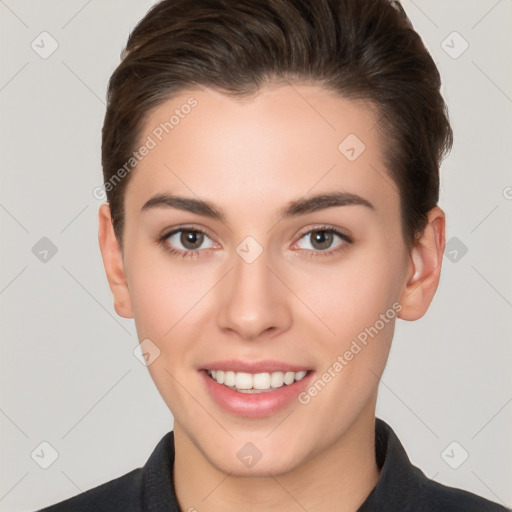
left=297, top=225, right=352, bottom=259
left=157, top=225, right=352, bottom=260
left=157, top=226, right=216, bottom=260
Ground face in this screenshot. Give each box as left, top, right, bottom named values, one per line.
left=99, top=84, right=443, bottom=477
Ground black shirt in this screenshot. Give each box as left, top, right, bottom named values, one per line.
left=36, top=417, right=509, bottom=511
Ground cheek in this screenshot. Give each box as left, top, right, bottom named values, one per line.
left=293, top=248, right=404, bottom=344
left=294, top=253, right=403, bottom=422
left=125, top=243, right=210, bottom=339
left=126, top=256, right=205, bottom=411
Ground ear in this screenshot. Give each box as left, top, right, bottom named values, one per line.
left=398, top=206, right=445, bottom=321
left=97, top=203, right=133, bottom=318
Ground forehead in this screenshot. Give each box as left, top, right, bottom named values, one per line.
left=125, top=84, right=398, bottom=220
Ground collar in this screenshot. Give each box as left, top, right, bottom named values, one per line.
left=138, top=417, right=497, bottom=511
left=357, top=417, right=425, bottom=510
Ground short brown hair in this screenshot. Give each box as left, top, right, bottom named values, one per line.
left=101, top=0, right=453, bottom=248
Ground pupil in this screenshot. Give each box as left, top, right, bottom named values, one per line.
left=181, top=230, right=203, bottom=249
left=312, top=230, right=332, bottom=250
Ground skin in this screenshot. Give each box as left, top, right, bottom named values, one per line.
left=98, top=84, right=445, bottom=512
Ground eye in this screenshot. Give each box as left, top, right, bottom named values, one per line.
left=159, top=227, right=217, bottom=257
left=294, top=226, right=351, bottom=255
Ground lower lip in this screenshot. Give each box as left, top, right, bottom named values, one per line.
left=200, top=370, right=314, bottom=418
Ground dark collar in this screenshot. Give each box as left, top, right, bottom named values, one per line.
left=357, top=417, right=425, bottom=510
left=140, top=418, right=507, bottom=511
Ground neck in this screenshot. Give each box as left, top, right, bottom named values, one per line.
left=173, top=407, right=379, bottom=512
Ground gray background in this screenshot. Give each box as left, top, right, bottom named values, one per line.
left=1, top=1, right=511, bottom=510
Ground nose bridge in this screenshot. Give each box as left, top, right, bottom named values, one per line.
left=215, top=239, right=291, bottom=339
left=232, top=245, right=272, bottom=299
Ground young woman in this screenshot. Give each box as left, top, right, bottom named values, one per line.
left=37, top=0, right=509, bottom=510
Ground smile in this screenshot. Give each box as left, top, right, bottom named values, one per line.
left=206, top=369, right=308, bottom=393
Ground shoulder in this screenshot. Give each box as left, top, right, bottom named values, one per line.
left=36, top=468, right=144, bottom=512
left=417, top=476, right=510, bottom=512
left=363, top=418, right=510, bottom=512
left=35, top=430, right=176, bottom=512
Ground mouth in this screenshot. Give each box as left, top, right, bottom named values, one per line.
left=205, top=369, right=309, bottom=393
left=199, top=363, right=315, bottom=417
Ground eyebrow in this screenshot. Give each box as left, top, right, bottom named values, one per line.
left=140, top=191, right=375, bottom=223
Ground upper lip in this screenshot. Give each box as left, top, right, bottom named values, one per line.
left=200, top=359, right=311, bottom=373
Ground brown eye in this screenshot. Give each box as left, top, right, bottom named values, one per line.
left=294, top=227, right=351, bottom=255
left=309, top=230, right=334, bottom=250
left=163, top=228, right=216, bottom=254
left=180, top=229, right=205, bottom=250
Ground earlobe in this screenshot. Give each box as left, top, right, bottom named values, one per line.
left=97, top=203, right=133, bottom=319
left=398, top=207, right=445, bottom=321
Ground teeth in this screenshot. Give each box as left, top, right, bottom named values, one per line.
left=283, top=371, right=295, bottom=385
left=270, top=371, right=284, bottom=388
left=207, top=369, right=308, bottom=391
left=235, top=372, right=253, bottom=390
left=253, top=372, right=271, bottom=389
left=224, top=371, right=236, bottom=387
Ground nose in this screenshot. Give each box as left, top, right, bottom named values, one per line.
left=216, top=245, right=293, bottom=341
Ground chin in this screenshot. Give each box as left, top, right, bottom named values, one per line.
left=196, top=433, right=310, bottom=478
left=209, top=450, right=304, bottom=478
